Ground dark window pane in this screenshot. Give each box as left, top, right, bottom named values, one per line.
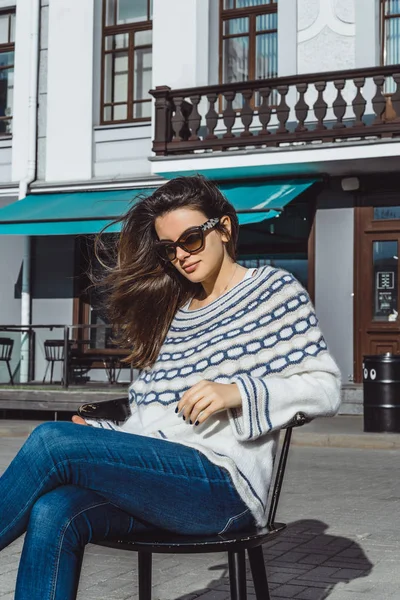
left=133, top=100, right=151, bottom=119
left=373, top=240, right=398, bottom=321
left=236, top=0, right=274, bottom=7
left=0, top=51, right=13, bottom=67
left=0, top=61, right=13, bottom=133
left=256, top=32, right=277, bottom=78
left=103, top=105, right=112, bottom=121
left=0, top=15, right=9, bottom=44
left=224, top=17, right=249, bottom=35
left=374, top=206, right=400, bottom=220
left=135, top=29, right=152, bottom=46
left=106, top=0, right=148, bottom=25
left=105, top=34, right=129, bottom=51
left=222, top=36, right=249, bottom=83
left=256, top=12, right=277, bottom=31
left=113, top=104, right=127, bottom=120
left=10, top=13, right=15, bottom=43
left=104, top=52, right=128, bottom=104
left=224, top=0, right=235, bottom=8
left=385, top=0, right=400, bottom=15
left=134, top=46, right=152, bottom=100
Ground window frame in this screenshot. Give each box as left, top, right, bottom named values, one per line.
left=380, top=0, right=400, bottom=66
left=219, top=0, right=278, bottom=86
left=100, top=0, right=152, bottom=125
left=0, top=7, right=15, bottom=136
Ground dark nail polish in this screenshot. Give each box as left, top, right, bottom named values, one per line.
left=175, top=407, right=178, bottom=413
left=182, top=415, right=186, bottom=421
left=195, top=420, right=199, bottom=426
left=189, top=419, right=192, bottom=425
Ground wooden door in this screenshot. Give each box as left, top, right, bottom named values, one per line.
left=355, top=205, right=400, bottom=382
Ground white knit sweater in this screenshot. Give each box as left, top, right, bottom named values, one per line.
left=87, top=266, right=341, bottom=527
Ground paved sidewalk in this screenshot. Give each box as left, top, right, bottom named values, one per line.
left=1, top=426, right=400, bottom=599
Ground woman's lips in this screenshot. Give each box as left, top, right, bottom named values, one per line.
left=182, top=262, right=200, bottom=273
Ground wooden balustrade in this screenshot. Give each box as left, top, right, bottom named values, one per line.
left=150, top=65, right=400, bottom=156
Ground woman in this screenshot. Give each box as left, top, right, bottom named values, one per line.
left=0, top=175, right=341, bottom=599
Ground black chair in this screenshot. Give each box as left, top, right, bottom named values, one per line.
left=43, top=339, right=66, bottom=384
left=0, top=337, right=14, bottom=385
left=96, top=412, right=310, bottom=600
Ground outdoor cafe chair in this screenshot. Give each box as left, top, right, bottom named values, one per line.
left=43, top=339, right=67, bottom=384
left=96, top=412, right=310, bottom=600
left=0, top=337, right=14, bottom=385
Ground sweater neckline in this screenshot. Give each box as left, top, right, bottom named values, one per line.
left=180, top=267, right=258, bottom=314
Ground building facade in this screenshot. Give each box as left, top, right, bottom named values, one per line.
left=0, top=0, right=399, bottom=387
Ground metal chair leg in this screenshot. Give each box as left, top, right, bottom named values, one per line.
left=248, top=546, right=271, bottom=600
left=138, top=551, right=152, bottom=600
left=228, top=550, right=247, bottom=600
left=50, top=361, right=54, bottom=384
left=6, top=360, right=14, bottom=385
left=43, top=361, right=49, bottom=384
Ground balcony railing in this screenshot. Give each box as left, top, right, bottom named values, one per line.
left=150, top=65, right=400, bottom=156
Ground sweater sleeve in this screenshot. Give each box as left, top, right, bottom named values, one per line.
left=227, top=277, right=342, bottom=441
left=84, top=418, right=126, bottom=432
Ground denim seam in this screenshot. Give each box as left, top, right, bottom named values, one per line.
left=49, top=500, right=111, bottom=600
left=217, top=508, right=250, bottom=535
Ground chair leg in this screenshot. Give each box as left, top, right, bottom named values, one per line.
left=50, top=361, right=54, bottom=384
left=248, top=546, right=271, bottom=600
left=43, top=362, right=49, bottom=384
left=138, top=551, right=152, bottom=600
left=228, top=550, right=247, bottom=600
left=6, top=361, right=14, bottom=385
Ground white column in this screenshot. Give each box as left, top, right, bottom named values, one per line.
left=152, top=0, right=209, bottom=89
left=355, top=0, right=380, bottom=67
left=45, top=0, right=95, bottom=182
left=278, top=0, right=297, bottom=76
left=12, top=0, right=36, bottom=182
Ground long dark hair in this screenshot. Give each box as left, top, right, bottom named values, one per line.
left=95, top=175, right=239, bottom=368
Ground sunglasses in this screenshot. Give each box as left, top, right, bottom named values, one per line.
left=155, top=217, right=220, bottom=262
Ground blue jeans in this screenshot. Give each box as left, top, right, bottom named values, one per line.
left=0, top=422, right=254, bottom=600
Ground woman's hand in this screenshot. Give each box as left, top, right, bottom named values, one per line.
left=71, top=415, right=88, bottom=426
left=176, top=380, right=242, bottom=426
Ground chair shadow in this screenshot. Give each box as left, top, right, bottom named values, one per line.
left=175, top=519, right=373, bottom=600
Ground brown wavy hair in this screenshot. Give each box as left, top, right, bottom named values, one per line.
left=95, top=175, right=239, bottom=369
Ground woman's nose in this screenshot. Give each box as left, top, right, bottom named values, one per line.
left=175, top=245, right=190, bottom=261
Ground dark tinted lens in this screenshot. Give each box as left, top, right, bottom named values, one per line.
left=157, top=244, right=176, bottom=261
left=181, top=231, right=203, bottom=252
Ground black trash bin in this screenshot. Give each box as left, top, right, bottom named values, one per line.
left=363, top=353, right=400, bottom=432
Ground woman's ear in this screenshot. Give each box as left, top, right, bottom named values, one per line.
left=220, top=215, right=232, bottom=243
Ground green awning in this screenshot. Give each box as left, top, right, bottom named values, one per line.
left=0, top=189, right=154, bottom=235
left=219, top=179, right=316, bottom=225
left=0, top=179, right=316, bottom=235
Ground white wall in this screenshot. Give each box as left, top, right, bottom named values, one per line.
left=315, top=200, right=354, bottom=382
left=94, top=124, right=152, bottom=178
left=152, top=0, right=210, bottom=90
left=298, top=0, right=355, bottom=74
left=45, top=0, right=94, bottom=182
left=355, top=0, right=380, bottom=67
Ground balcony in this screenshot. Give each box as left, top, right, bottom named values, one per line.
left=150, top=66, right=400, bottom=158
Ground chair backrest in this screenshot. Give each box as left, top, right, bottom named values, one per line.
left=267, top=412, right=310, bottom=529
left=0, top=337, right=13, bottom=361
left=43, top=339, right=65, bottom=361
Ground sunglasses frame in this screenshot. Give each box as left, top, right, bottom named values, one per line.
left=155, top=217, right=220, bottom=262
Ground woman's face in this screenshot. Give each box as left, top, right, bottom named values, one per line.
left=154, top=208, right=231, bottom=283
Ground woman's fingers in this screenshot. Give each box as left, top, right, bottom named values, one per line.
left=71, top=415, right=88, bottom=426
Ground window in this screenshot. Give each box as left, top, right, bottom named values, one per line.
left=381, top=0, right=400, bottom=67
left=0, top=10, right=15, bottom=135
left=101, top=0, right=152, bottom=124
left=220, top=0, right=277, bottom=86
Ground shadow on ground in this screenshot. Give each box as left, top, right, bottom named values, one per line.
left=175, top=519, right=373, bottom=600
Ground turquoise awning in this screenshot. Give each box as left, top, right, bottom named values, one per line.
left=0, top=179, right=316, bottom=235
left=0, top=189, right=154, bottom=235
left=219, top=179, right=316, bottom=225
